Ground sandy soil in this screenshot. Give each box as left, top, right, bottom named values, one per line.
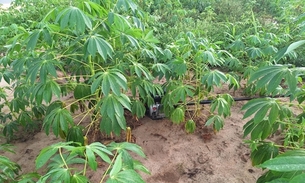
left=131, top=102, right=263, bottom=183
left=0, top=79, right=265, bottom=183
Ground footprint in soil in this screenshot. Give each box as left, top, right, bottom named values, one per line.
left=25, top=149, right=33, bottom=154
left=25, top=149, right=35, bottom=160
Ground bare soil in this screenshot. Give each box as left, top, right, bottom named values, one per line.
left=0, top=79, right=264, bottom=183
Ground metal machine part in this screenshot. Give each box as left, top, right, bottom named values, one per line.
left=148, top=102, right=165, bottom=119
left=147, top=94, right=165, bottom=119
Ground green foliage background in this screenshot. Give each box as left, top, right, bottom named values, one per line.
left=0, top=0, right=305, bottom=182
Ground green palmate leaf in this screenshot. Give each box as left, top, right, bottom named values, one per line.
left=202, top=50, right=219, bottom=66
left=227, top=74, right=240, bottom=91
left=42, top=27, right=52, bottom=47
left=0, top=155, right=21, bottom=181
left=100, top=113, right=126, bottom=135
left=225, top=57, right=242, bottom=71
left=205, top=115, right=224, bottom=132
left=39, top=167, right=71, bottom=182
left=80, top=143, right=112, bottom=171
left=120, top=150, right=134, bottom=170
left=0, top=144, right=15, bottom=154
left=242, top=98, right=281, bottom=124
left=85, top=34, right=113, bottom=61
left=170, top=107, right=185, bottom=124
left=133, top=160, right=150, bottom=174
left=107, top=169, right=145, bottom=183
left=115, top=0, right=138, bottom=13
left=71, top=174, right=89, bottom=183
left=56, top=6, right=92, bottom=33
left=247, top=47, right=264, bottom=59
left=275, top=40, right=305, bottom=62
left=251, top=143, right=279, bottom=166
left=109, top=12, right=132, bottom=31
left=48, top=154, right=85, bottom=170
left=121, top=33, right=140, bottom=48
left=101, top=94, right=123, bottom=118
left=27, top=59, right=60, bottom=84
left=201, top=70, right=227, bottom=91
left=36, top=145, right=58, bottom=169
left=229, top=39, right=245, bottom=51
left=100, top=94, right=131, bottom=126
left=210, top=96, right=232, bottom=118
left=248, top=65, right=290, bottom=93
left=10, top=97, right=28, bottom=113
left=163, top=49, right=173, bottom=60
left=43, top=108, right=74, bottom=137
left=83, top=1, right=108, bottom=17
left=170, top=84, right=194, bottom=104
left=108, top=142, right=145, bottom=158
left=17, top=172, right=41, bottom=183
left=152, top=63, right=170, bottom=79
left=169, top=58, right=187, bottom=76
left=143, top=30, right=159, bottom=43
left=286, top=70, right=298, bottom=94
left=133, top=17, right=145, bottom=31
left=259, top=150, right=305, bottom=171
left=131, top=100, right=146, bottom=118
left=290, top=174, right=305, bottom=183
left=243, top=119, right=274, bottom=140
left=74, top=84, right=91, bottom=99
left=46, top=101, right=64, bottom=115
left=263, top=45, right=278, bottom=56
left=85, top=145, right=98, bottom=171
left=91, top=69, right=127, bottom=96
left=3, top=121, right=19, bottom=139
left=131, top=79, right=162, bottom=101
left=185, top=120, right=196, bottom=133
left=100, top=115, right=114, bottom=135
left=26, top=29, right=41, bottom=50
left=66, top=126, right=84, bottom=146
left=257, top=170, right=302, bottom=183
left=89, top=142, right=112, bottom=162
left=110, top=153, right=123, bottom=177
left=0, top=69, right=14, bottom=84
left=141, top=48, right=156, bottom=60
left=131, top=62, right=153, bottom=80
left=247, top=34, right=261, bottom=45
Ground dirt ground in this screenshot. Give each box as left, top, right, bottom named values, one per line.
left=0, top=79, right=265, bottom=183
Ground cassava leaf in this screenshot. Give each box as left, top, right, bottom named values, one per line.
left=242, top=98, right=281, bottom=124
left=170, top=107, right=185, bottom=124
left=201, top=70, right=227, bottom=91
left=56, top=6, right=92, bottom=33
left=185, top=120, right=196, bottom=133
left=259, top=150, right=305, bottom=171
left=275, top=40, right=305, bottom=62
left=85, top=34, right=113, bottom=61
left=251, top=143, right=279, bottom=166
left=110, top=153, right=122, bottom=177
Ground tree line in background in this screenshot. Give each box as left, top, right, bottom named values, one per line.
left=0, top=0, right=305, bottom=182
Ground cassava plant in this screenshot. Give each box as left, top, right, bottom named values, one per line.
left=1, top=0, right=156, bottom=181
left=34, top=141, right=149, bottom=183
left=242, top=19, right=305, bottom=181
left=160, top=31, right=240, bottom=132
left=1, top=0, right=163, bottom=140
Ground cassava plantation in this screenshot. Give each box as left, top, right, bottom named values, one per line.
left=1, top=0, right=305, bottom=182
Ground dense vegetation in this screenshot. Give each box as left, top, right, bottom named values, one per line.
left=0, top=0, right=305, bottom=182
